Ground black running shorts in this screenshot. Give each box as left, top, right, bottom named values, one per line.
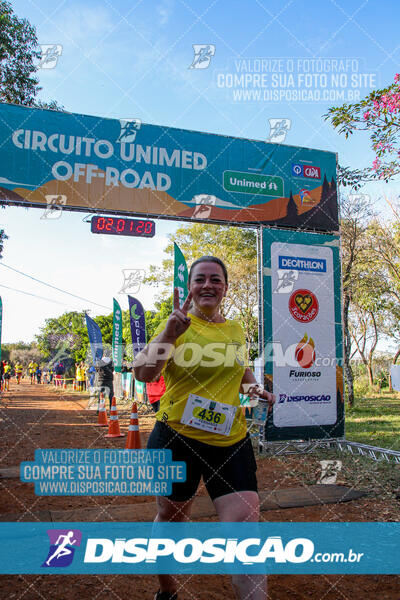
left=147, top=420, right=258, bottom=502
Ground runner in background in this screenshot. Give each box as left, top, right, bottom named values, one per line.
left=3, top=361, right=11, bottom=391
left=0, top=361, right=4, bottom=391
left=146, top=374, right=166, bottom=413
left=15, top=362, right=23, bottom=384
left=28, top=361, right=37, bottom=384
left=48, top=366, right=54, bottom=384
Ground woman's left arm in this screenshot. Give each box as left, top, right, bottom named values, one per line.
left=240, top=367, right=276, bottom=410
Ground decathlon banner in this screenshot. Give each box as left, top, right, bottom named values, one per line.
left=0, top=522, right=398, bottom=574
left=174, top=243, right=188, bottom=308
left=0, top=102, right=338, bottom=231
left=263, top=228, right=344, bottom=441
left=128, top=296, right=146, bottom=356
left=85, top=313, right=103, bottom=364
left=112, top=298, right=123, bottom=373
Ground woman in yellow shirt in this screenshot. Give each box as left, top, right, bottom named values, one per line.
left=135, top=256, right=275, bottom=600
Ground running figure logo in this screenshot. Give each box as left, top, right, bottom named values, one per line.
left=116, top=119, right=142, bottom=143
left=274, top=269, right=298, bottom=294
left=42, top=529, right=82, bottom=568
left=39, top=44, right=63, bottom=69
left=119, top=269, right=145, bottom=294
left=189, top=45, right=215, bottom=69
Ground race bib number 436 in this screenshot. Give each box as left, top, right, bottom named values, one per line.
left=180, top=394, right=237, bottom=436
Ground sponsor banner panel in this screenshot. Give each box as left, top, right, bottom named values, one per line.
left=272, top=242, right=336, bottom=427
left=0, top=102, right=338, bottom=231
left=0, top=522, right=398, bottom=574
left=263, top=228, right=344, bottom=441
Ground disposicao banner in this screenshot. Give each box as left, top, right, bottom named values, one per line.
left=84, top=313, right=103, bottom=364
left=262, top=228, right=344, bottom=441
left=174, top=243, right=188, bottom=308
left=0, top=102, right=338, bottom=231
left=128, top=296, right=146, bottom=357
left=112, top=299, right=123, bottom=373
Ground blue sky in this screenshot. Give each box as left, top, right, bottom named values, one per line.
left=2, top=0, right=400, bottom=342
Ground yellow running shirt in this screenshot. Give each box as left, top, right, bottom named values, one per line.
left=151, top=313, right=247, bottom=447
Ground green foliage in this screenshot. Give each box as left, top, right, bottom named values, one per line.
left=145, top=296, right=173, bottom=341
left=35, top=311, right=114, bottom=365
left=0, top=1, right=41, bottom=105
left=1, top=341, right=43, bottom=365
left=353, top=375, right=371, bottom=399
left=146, top=223, right=258, bottom=344
left=325, top=74, right=400, bottom=184
left=346, top=393, right=400, bottom=451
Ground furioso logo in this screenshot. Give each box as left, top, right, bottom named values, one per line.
left=42, top=529, right=82, bottom=568
left=289, top=289, right=319, bottom=323
left=295, top=333, right=315, bottom=368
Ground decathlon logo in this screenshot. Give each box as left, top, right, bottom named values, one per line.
left=278, top=256, right=326, bottom=273
left=42, top=529, right=82, bottom=567
left=84, top=536, right=314, bottom=564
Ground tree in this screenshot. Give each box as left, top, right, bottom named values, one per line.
left=325, top=73, right=400, bottom=184
left=145, top=223, right=258, bottom=344
left=35, top=311, right=115, bottom=366
left=0, top=1, right=41, bottom=105
left=340, top=194, right=373, bottom=405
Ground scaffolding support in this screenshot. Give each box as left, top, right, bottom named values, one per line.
left=258, top=436, right=400, bottom=464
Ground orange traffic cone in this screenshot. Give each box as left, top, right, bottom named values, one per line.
left=63, top=379, right=67, bottom=389
left=105, top=397, right=124, bottom=438
left=73, top=380, right=77, bottom=391
left=95, top=394, right=108, bottom=427
left=125, top=402, right=142, bottom=449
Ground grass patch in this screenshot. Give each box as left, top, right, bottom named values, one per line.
left=345, top=392, right=400, bottom=451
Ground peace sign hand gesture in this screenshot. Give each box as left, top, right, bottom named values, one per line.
left=163, top=288, right=193, bottom=342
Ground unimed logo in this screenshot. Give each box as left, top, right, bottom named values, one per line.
left=83, top=536, right=314, bottom=564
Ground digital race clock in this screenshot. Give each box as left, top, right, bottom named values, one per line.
left=90, top=216, right=155, bottom=238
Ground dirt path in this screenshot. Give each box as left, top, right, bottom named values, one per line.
left=0, top=381, right=399, bottom=599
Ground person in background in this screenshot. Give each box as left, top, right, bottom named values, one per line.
left=48, top=366, right=54, bottom=384
left=55, top=362, right=65, bottom=387
left=75, top=362, right=84, bottom=391
left=95, top=357, right=114, bottom=410
left=80, top=361, right=87, bottom=391
left=3, top=361, right=11, bottom=391
left=28, top=361, right=38, bottom=384
left=35, top=365, right=42, bottom=384
left=146, top=374, right=166, bottom=413
left=15, top=362, right=23, bottom=384
left=0, top=361, right=4, bottom=391
left=87, top=364, right=96, bottom=396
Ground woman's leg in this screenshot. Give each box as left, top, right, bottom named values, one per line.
left=213, top=491, right=266, bottom=600
left=154, top=496, right=195, bottom=595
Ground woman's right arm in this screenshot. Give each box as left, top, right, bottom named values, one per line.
left=133, top=289, right=193, bottom=382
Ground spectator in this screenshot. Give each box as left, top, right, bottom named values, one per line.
left=146, top=374, right=166, bottom=413
left=95, top=357, right=114, bottom=410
